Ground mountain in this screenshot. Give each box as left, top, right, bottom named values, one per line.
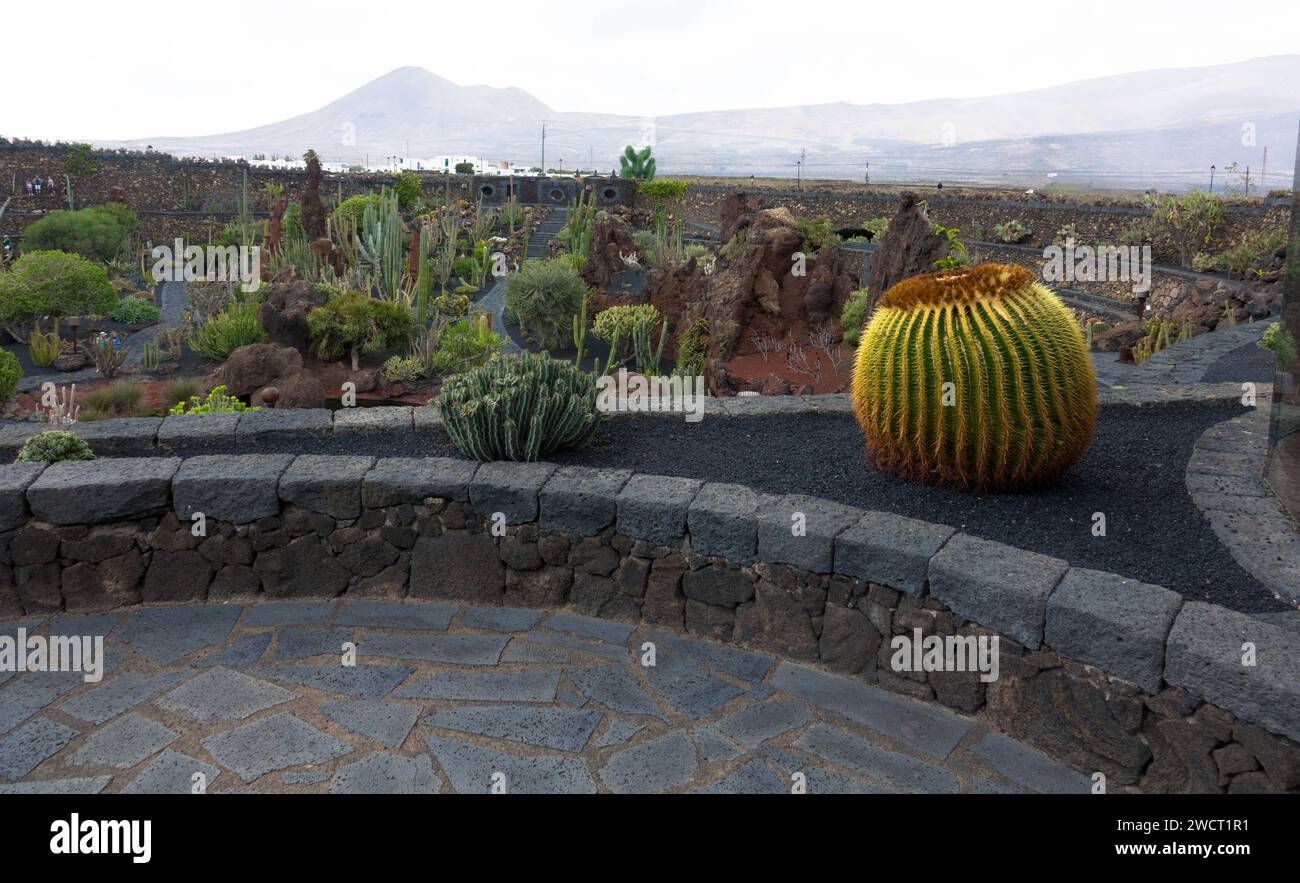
left=103, top=57, right=1300, bottom=188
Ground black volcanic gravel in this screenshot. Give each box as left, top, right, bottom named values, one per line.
left=1202, top=340, right=1278, bottom=385
left=153, top=403, right=1284, bottom=613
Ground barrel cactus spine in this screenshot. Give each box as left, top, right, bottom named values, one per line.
left=851, top=264, right=1097, bottom=492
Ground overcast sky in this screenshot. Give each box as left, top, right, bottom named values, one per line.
left=5, top=0, right=1298, bottom=142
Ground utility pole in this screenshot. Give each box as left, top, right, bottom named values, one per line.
left=541, top=122, right=546, bottom=176
left=797, top=147, right=805, bottom=191
left=1261, top=146, right=1268, bottom=194
left=1209, top=164, right=1215, bottom=192
left=1245, top=166, right=1251, bottom=197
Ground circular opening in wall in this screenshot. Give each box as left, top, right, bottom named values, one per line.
left=602, top=187, right=618, bottom=201
left=549, top=187, right=565, bottom=202
left=479, top=184, right=496, bottom=198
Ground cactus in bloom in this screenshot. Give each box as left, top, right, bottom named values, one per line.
left=851, top=264, right=1097, bottom=491
left=438, top=352, right=604, bottom=461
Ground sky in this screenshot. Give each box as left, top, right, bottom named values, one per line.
left=3, top=0, right=1299, bottom=142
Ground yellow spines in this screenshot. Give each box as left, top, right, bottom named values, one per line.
left=852, top=264, right=1097, bottom=492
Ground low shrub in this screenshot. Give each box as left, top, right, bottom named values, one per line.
left=795, top=216, right=841, bottom=254
left=20, top=203, right=138, bottom=262
left=1258, top=321, right=1296, bottom=366
left=0, top=251, right=118, bottom=334
left=673, top=317, right=710, bottom=377
left=307, top=291, right=413, bottom=371
left=0, top=350, right=22, bottom=402
left=109, top=295, right=162, bottom=326
left=168, top=384, right=256, bottom=416
left=433, top=292, right=470, bottom=316
left=503, top=258, right=588, bottom=350
left=161, top=377, right=202, bottom=410
left=189, top=303, right=267, bottom=361
left=335, top=195, right=379, bottom=226
left=1211, top=228, right=1288, bottom=278
left=85, top=380, right=143, bottom=416
left=438, top=351, right=603, bottom=461
left=382, top=355, right=427, bottom=383
left=840, top=288, right=870, bottom=347
left=16, top=430, right=94, bottom=464
left=993, top=219, right=1031, bottom=244
left=435, top=314, right=504, bottom=374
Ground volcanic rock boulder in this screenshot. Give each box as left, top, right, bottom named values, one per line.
left=582, top=216, right=640, bottom=291
left=213, top=343, right=325, bottom=409
left=719, top=192, right=765, bottom=243
left=257, top=280, right=327, bottom=354
left=866, top=193, right=951, bottom=314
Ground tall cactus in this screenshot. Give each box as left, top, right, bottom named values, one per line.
left=618, top=145, right=656, bottom=181
left=358, top=188, right=403, bottom=299
left=415, top=224, right=434, bottom=327
left=852, top=264, right=1097, bottom=492
left=438, top=352, right=604, bottom=461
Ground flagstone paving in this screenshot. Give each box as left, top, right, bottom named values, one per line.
left=0, top=601, right=1092, bottom=794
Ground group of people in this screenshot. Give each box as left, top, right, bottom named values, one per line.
left=24, top=175, right=58, bottom=197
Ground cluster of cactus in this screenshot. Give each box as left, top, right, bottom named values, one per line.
left=358, top=188, right=404, bottom=299
left=562, top=190, right=597, bottom=260
left=16, top=430, right=94, bottom=464
left=1131, top=317, right=1194, bottom=364
left=438, top=351, right=603, bottom=462
left=851, top=264, right=1097, bottom=492
left=618, top=145, right=656, bottom=181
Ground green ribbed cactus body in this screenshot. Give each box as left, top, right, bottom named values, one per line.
left=438, top=352, right=604, bottom=462
left=852, top=264, right=1097, bottom=492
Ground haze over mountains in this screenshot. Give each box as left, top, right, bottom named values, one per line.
left=107, top=56, right=1300, bottom=189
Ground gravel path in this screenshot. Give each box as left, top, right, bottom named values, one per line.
left=0, top=602, right=1086, bottom=794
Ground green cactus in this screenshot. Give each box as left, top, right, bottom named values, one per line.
left=415, top=224, right=433, bottom=327
left=357, top=188, right=404, bottom=299
left=618, top=145, right=656, bottom=181
left=438, top=351, right=604, bottom=462
left=852, top=264, right=1097, bottom=492
left=142, top=341, right=162, bottom=372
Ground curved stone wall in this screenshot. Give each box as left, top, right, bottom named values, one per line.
left=2, top=443, right=1298, bottom=793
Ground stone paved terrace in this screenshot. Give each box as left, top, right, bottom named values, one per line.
left=0, top=601, right=1090, bottom=794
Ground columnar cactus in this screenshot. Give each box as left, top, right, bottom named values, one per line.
left=438, top=352, right=603, bottom=461
left=852, top=264, right=1097, bottom=491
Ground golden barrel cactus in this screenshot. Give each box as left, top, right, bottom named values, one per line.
left=851, top=264, right=1097, bottom=492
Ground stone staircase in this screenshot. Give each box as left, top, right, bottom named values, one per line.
left=527, top=206, right=568, bottom=260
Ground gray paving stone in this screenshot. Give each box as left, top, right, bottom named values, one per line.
left=763, top=747, right=891, bottom=794
left=643, top=654, right=745, bottom=719
left=757, top=494, right=863, bottom=574
left=642, top=629, right=773, bottom=682
left=1045, top=568, right=1183, bottom=692
left=202, top=712, right=352, bottom=783
left=49, top=613, right=122, bottom=638
left=521, top=630, right=627, bottom=660
left=599, top=730, right=697, bottom=793
left=539, top=466, right=631, bottom=536
left=122, top=749, right=220, bottom=794
left=242, top=601, right=337, bottom=628
left=279, top=455, right=375, bottom=520
left=542, top=612, right=635, bottom=645
left=0, top=671, right=85, bottom=734
left=460, top=607, right=543, bottom=633
left=0, top=716, right=79, bottom=780
left=154, top=667, right=298, bottom=724
left=70, top=417, right=162, bottom=456
left=795, top=724, right=958, bottom=793
left=120, top=605, right=242, bottom=665
left=0, top=775, right=112, bottom=794
left=58, top=671, right=190, bottom=725
left=361, top=633, right=508, bottom=665
left=595, top=720, right=645, bottom=749
left=362, top=458, right=475, bottom=507
left=716, top=699, right=813, bottom=748
left=172, top=454, right=294, bottom=524
left=691, top=725, right=742, bottom=762
left=328, top=751, right=439, bottom=794
left=698, top=759, right=787, bottom=794
left=834, top=511, right=956, bottom=597
left=69, top=713, right=178, bottom=769
left=333, top=600, right=456, bottom=630
left=500, top=640, right=569, bottom=663
left=282, top=770, right=330, bottom=785
left=193, top=632, right=272, bottom=667
left=567, top=665, right=664, bottom=718
left=27, top=458, right=181, bottom=525
left=396, top=669, right=560, bottom=702
left=425, top=705, right=602, bottom=752
left=321, top=700, right=421, bottom=749
left=468, top=461, right=558, bottom=524
left=616, top=474, right=703, bottom=546
left=275, top=626, right=353, bottom=660
left=687, top=482, right=760, bottom=562
left=772, top=662, right=971, bottom=759
left=425, top=735, right=596, bottom=794
left=966, top=731, right=1090, bottom=794
left=251, top=664, right=413, bottom=699
left=928, top=533, right=1070, bottom=647
left=333, top=407, right=413, bottom=436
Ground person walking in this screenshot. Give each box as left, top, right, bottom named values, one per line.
left=24, top=179, right=32, bottom=196
left=46, top=176, right=55, bottom=196
left=33, top=177, right=41, bottom=196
